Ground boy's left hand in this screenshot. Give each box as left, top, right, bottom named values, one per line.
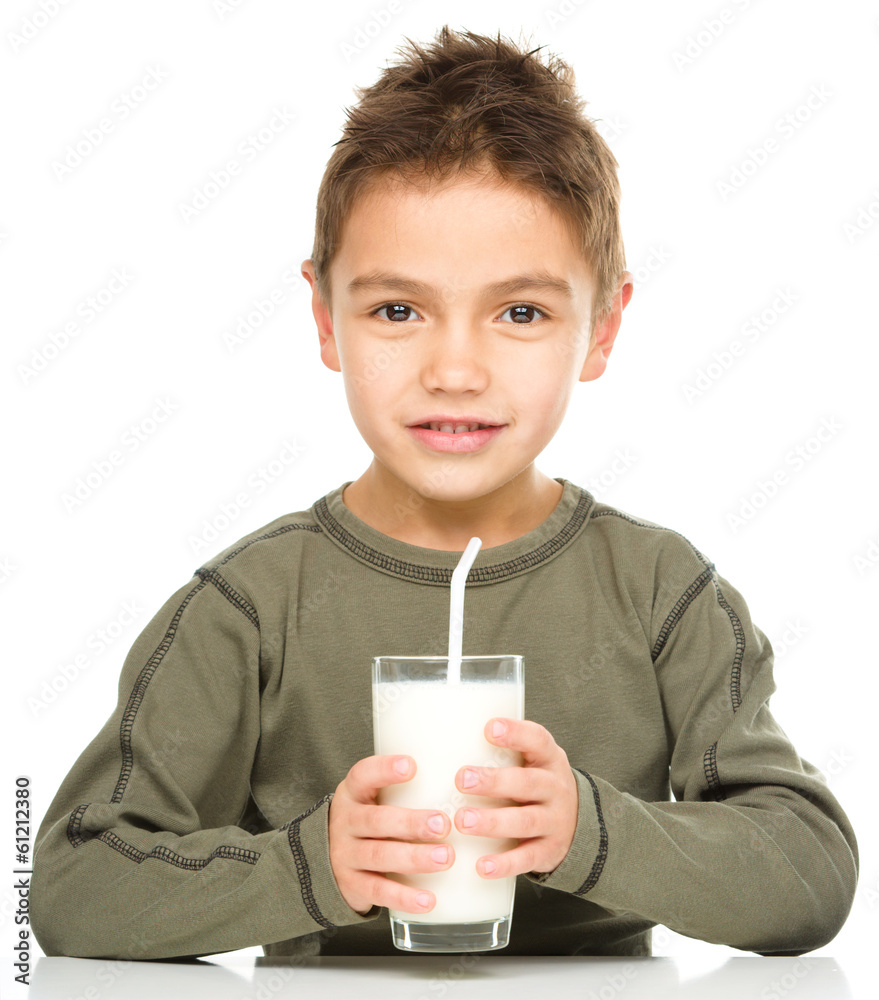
left=454, top=718, right=579, bottom=879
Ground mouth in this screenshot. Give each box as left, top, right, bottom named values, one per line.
left=407, top=417, right=506, bottom=434
left=406, top=420, right=507, bottom=453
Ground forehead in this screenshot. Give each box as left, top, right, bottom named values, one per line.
left=334, top=169, right=591, bottom=291
left=347, top=168, right=566, bottom=236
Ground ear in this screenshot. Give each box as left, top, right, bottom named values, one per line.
left=301, top=259, right=341, bottom=373
left=579, top=272, right=634, bottom=383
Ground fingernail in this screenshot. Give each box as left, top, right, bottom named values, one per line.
left=431, top=846, right=449, bottom=864
left=427, top=814, right=444, bottom=834
left=482, top=860, right=497, bottom=875
left=416, top=892, right=431, bottom=909
left=462, top=768, right=477, bottom=789
left=394, top=757, right=410, bottom=776
left=462, top=809, right=477, bottom=828
left=491, top=721, right=506, bottom=739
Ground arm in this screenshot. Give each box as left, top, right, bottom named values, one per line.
left=524, top=564, right=859, bottom=954
left=30, top=569, right=379, bottom=960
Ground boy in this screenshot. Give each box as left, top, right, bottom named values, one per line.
left=31, top=25, right=857, bottom=960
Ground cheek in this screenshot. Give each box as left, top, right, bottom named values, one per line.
left=343, top=356, right=409, bottom=433
left=542, top=394, right=573, bottom=435
left=519, top=360, right=573, bottom=423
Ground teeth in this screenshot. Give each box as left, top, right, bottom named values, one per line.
left=428, top=422, right=483, bottom=433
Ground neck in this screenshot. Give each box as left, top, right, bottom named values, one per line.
left=342, top=465, right=564, bottom=550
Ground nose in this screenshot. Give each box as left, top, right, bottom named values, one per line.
left=420, top=325, right=490, bottom=395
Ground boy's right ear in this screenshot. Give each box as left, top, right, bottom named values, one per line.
left=301, top=259, right=341, bottom=373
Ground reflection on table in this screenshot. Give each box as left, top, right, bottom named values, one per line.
left=30, top=954, right=855, bottom=999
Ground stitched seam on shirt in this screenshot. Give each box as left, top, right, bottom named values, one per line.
left=195, top=567, right=260, bottom=631
left=312, top=490, right=594, bottom=583
left=66, top=804, right=88, bottom=847
left=591, top=510, right=722, bottom=670
left=651, top=566, right=714, bottom=662
left=206, top=522, right=321, bottom=573
left=284, top=795, right=335, bottom=929
left=591, top=509, right=712, bottom=567
left=699, top=579, right=745, bottom=803
left=703, top=742, right=726, bottom=802
left=571, top=767, right=608, bottom=896
left=111, top=578, right=208, bottom=804
left=712, top=578, right=745, bottom=712
left=101, top=832, right=259, bottom=868
left=65, top=806, right=260, bottom=866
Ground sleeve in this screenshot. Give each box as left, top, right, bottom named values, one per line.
left=30, top=568, right=381, bottom=960
left=523, top=561, right=859, bottom=955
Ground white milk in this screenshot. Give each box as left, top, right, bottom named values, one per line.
left=373, top=679, right=524, bottom=924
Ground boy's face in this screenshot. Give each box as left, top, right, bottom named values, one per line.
left=302, top=169, right=631, bottom=523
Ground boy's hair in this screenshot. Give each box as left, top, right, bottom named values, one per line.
left=310, top=24, right=626, bottom=337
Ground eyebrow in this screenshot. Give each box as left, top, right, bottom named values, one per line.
left=346, top=270, right=574, bottom=301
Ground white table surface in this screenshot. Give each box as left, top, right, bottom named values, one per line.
left=30, top=954, right=865, bottom=999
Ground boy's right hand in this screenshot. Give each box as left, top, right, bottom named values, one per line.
left=328, top=755, right=454, bottom=916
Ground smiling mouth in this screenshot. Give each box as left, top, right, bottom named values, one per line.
left=415, top=422, right=501, bottom=433
left=406, top=423, right=507, bottom=454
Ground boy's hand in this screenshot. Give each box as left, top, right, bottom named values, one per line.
left=454, top=719, right=578, bottom=880
left=328, top=755, right=454, bottom=916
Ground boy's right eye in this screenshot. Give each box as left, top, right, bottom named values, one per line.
left=372, top=302, right=421, bottom=322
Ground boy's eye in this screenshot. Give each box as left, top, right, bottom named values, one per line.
left=500, top=304, right=546, bottom=324
left=373, top=303, right=420, bottom=322
left=372, top=303, right=547, bottom=324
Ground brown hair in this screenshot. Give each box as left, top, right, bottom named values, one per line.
left=309, top=24, right=626, bottom=336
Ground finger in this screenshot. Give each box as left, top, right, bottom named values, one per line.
left=355, top=837, right=455, bottom=878
left=356, top=871, right=441, bottom=916
left=455, top=764, right=544, bottom=803
left=485, top=718, right=559, bottom=766
left=454, top=803, right=544, bottom=840
left=345, top=754, right=415, bottom=803
left=350, top=803, right=451, bottom=842
left=469, top=840, right=544, bottom=880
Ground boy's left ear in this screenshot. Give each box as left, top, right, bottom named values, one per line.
left=579, top=272, right=634, bottom=383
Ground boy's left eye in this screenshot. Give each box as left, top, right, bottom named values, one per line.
left=371, top=303, right=547, bottom=324
left=500, top=304, right=546, bottom=324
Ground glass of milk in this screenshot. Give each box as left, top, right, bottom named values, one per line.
left=372, top=654, right=524, bottom=953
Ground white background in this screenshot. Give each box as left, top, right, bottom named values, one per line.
left=2, top=0, right=877, bottom=989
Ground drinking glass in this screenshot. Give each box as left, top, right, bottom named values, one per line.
left=372, top=655, right=524, bottom=952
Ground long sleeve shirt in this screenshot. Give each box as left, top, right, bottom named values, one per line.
left=30, top=477, right=858, bottom=959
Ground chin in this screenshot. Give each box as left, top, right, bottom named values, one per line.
left=419, top=475, right=504, bottom=504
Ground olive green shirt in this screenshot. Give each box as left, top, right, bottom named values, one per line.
left=31, top=478, right=858, bottom=959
